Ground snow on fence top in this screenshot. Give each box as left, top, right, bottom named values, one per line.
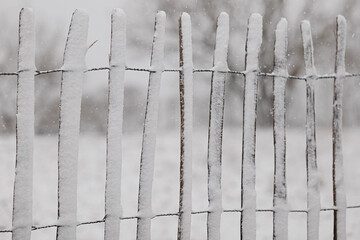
left=1, top=7, right=359, bottom=240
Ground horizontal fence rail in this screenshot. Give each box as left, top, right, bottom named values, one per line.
left=1, top=7, right=359, bottom=240
left=3, top=67, right=360, bottom=80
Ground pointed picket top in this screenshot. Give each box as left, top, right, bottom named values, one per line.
left=12, top=7, right=35, bottom=240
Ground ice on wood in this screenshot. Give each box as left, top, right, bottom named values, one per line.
left=272, top=18, right=289, bottom=240
left=12, top=8, right=35, bottom=240
left=105, top=8, right=126, bottom=240
left=333, top=14, right=347, bottom=240
left=178, top=12, right=193, bottom=240
left=301, top=20, right=320, bottom=240
left=206, top=12, right=229, bottom=240
left=136, top=11, right=166, bottom=240
left=57, top=9, right=88, bottom=240
left=241, top=13, right=262, bottom=240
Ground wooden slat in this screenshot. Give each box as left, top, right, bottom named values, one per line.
left=12, top=8, right=35, bottom=240
left=301, top=20, right=320, bottom=240
left=56, top=9, right=88, bottom=240
left=333, top=15, right=347, bottom=240
left=177, top=12, right=193, bottom=240
left=136, top=11, right=166, bottom=240
left=241, top=13, right=262, bottom=240
left=272, top=18, right=288, bottom=240
left=206, top=12, right=229, bottom=240
left=104, top=8, right=126, bottom=240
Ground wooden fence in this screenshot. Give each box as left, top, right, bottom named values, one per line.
left=0, top=7, right=356, bottom=240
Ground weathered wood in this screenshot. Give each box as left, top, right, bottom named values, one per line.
left=136, top=11, right=166, bottom=240
left=12, top=8, right=35, bottom=240
left=333, top=15, right=347, bottom=240
left=241, top=13, right=262, bottom=240
left=272, top=18, right=288, bottom=240
left=57, top=9, right=88, bottom=240
left=301, top=20, right=320, bottom=240
left=178, top=12, right=193, bottom=240
left=104, top=8, right=126, bottom=240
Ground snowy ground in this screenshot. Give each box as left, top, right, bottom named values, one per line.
left=1, top=127, right=360, bottom=239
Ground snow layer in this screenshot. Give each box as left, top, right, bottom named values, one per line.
left=104, top=8, right=126, bottom=240
left=2, top=128, right=360, bottom=239
left=178, top=12, right=193, bottom=240
left=241, top=13, right=262, bottom=240
left=206, top=12, right=229, bottom=240
left=57, top=9, right=88, bottom=240
left=333, top=15, right=347, bottom=240
left=301, top=20, right=320, bottom=240
left=12, top=8, right=35, bottom=240
left=272, top=18, right=289, bottom=240
left=137, top=11, right=166, bottom=240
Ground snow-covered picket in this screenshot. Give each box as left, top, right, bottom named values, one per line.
left=12, top=8, right=35, bottom=240
left=206, top=12, right=229, bottom=240
left=1, top=7, right=360, bottom=240
left=57, top=9, right=88, bottom=240
left=272, top=17, right=289, bottom=240
left=333, top=15, right=347, bottom=240
left=241, top=12, right=262, bottom=240
left=136, top=10, right=166, bottom=240
left=104, top=8, right=126, bottom=240
left=301, top=20, right=321, bottom=240
left=177, top=12, right=193, bottom=240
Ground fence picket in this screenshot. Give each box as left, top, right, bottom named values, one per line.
left=104, top=9, right=126, bottom=240
left=178, top=12, right=193, bottom=240
left=136, top=11, right=166, bottom=240
left=12, top=8, right=35, bottom=240
left=56, top=9, right=88, bottom=240
left=206, top=12, right=229, bottom=240
left=241, top=13, right=262, bottom=240
left=272, top=18, right=289, bottom=240
left=301, top=20, right=320, bottom=240
left=333, top=15, right=347, bottom=240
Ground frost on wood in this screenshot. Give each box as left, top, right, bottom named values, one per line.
left=57, top=9, right=88, bottom=240
left=272, top=18, right=289, bottom=240
left=206, top=12, right=229, bottom=240
left=301, top=20, right=320, bottom=240
left=12, top=8, right=35, bottom=240
left=105, top=8, right=126, bottom=240
left=136, top=11, right=166, bottom=240
left=241, top=13, right=262, bottom=240
left=333, top=15, right=347, bottom=240
left=178, top=12, right=193, bottom=240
